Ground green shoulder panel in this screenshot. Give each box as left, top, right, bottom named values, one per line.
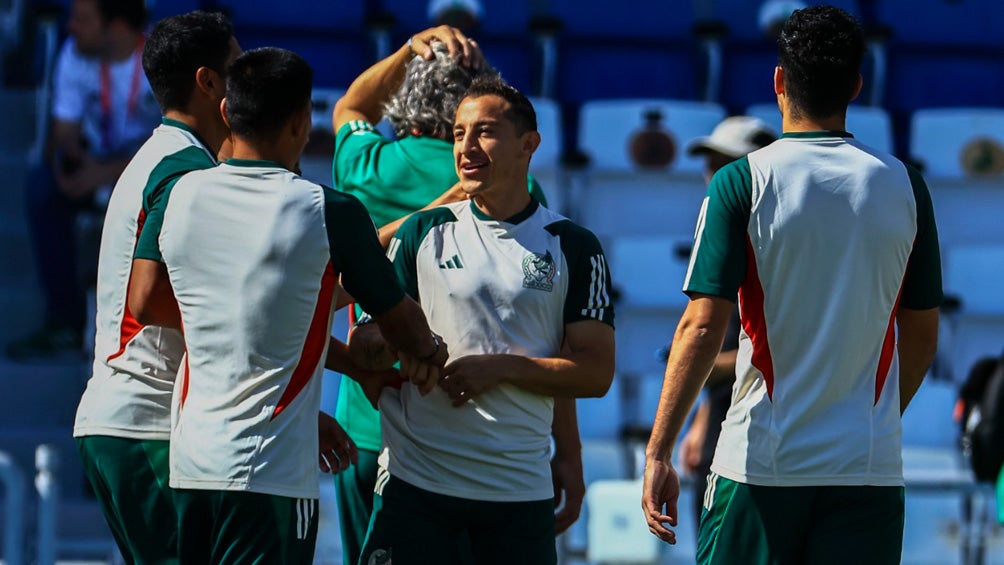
left=683, top=156, right=752, bottom=301
left=388, top=207, right=459, bottom=301
left=133, top=145, right=216, bottom=262
left=527, top=174, right=548, bottom=207
left=545, top=219, right=615, bottom=327
left=323, top=186, right=404, bottom=317
left=901, top=165, right=944, bottom=310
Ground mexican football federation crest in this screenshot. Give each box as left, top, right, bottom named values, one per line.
left=522, top=251, right=556, bottom=292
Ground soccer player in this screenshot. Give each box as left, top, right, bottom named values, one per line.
left=330, top=27, right=585, bottom=564
left=72, top=12, right=238, bottom=563
left=641, top=6, right=942, bottom=564
left=353, top=76, right=615, bottom=565
left=129, top=47, right=446, bottom=564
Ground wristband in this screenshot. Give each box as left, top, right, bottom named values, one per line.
left=407, top=36, right=416, bottom=58
left=419, top=333, right=440, bottom=361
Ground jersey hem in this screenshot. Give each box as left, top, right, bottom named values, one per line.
left=169, top=477, right=319, bottom=499
left=389, top=469, right=553, bottom=502
left=72, top=426, right=170, bottom=440
left=710, top=464, right=905, bottom=487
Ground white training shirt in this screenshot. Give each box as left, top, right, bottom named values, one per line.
left=74, top=119, right=215, bottom=440
left=158, top=159, right=404, bottom=498
left=379, top=199, right=614, bottom=502
left=685, top=131, right=943, bottom=487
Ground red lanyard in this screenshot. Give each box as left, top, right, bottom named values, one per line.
left=99, top=35, right=145, bottom=152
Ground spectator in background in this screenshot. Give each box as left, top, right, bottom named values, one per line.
left=642, top=7, right=941, bottom=563
left=676, top=116, right=777, bottom=532
left=8, top=0, right=159, bottom=360
left=331, top=26, right=582, bottom=565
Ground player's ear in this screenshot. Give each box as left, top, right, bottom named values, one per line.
left=195, top=66, right=225, bottom=100
left=220, top=98, right=231, bottom=129
left=522, top=130, right=541, bottom=156
left=288, top=103, right=311, bottom=140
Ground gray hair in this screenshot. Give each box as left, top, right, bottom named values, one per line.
left=384, top=41, right=498, bottom=139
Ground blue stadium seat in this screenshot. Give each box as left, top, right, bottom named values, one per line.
left=746, top=102, right=893, bottom=153
left=875, top=0, right=1004, bottom=47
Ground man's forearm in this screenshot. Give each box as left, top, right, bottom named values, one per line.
left=332, top=43, right=411, bottom=129
left=646, top=301, right=729, bottom=462
left=552, top=398, right=582, bottom=457
left=347, top=323, right=398, bottom=370
left=897, top=307, right=939, bottom=413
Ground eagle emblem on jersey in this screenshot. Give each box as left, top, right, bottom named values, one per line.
left=522, top=251, right=556, bottom=292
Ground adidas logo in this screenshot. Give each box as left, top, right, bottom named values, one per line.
left=439, top=254, right=464, bottom=269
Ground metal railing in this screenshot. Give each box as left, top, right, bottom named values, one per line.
left=0, top=450, right=26, bottom=565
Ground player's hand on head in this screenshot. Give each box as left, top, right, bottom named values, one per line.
left=641, top=458, right=681, bottom=544
left=410, top=25, right=481, bottom=68
left=441, top=355, right=505, bottom=407
left=317, top=411, right=358, bottom=474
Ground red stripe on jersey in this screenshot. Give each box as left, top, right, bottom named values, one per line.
left=179, top=353, right=190, bottom=409
left=108, top=209, right=147, bottom=362
left=272, top=262, right=337, bottom=420
left=738, top=235, right=776, bottom=400
left=874, top=288, right=903, bottom=405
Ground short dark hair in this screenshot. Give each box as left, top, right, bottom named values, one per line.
left=96, top=0, right=147, bottom=30
left=462, top=75, right=537, bottom=134
left=143, top=11, right=233, bottom=112
left=777, top=5, right=865, bottom=121
left=225, top=47, right=313, bottom=143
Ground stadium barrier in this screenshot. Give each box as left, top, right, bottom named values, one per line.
left=0, top=450, right=25, bottom=565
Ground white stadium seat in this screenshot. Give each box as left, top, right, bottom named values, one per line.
left=579, top=98, right=726, bottom=175
left=586, top=479, right=661, bottom=564
left=910, top=107, right=1004, bottom=180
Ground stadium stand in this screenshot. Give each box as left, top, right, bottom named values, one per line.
left=5, top=1, right=1004, bottom=563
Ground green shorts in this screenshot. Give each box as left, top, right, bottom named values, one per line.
left=334, top=447, right=380, bottom=565
left=697, top=472, right=905, bottom=565
left=360, top=475, right=556, bottom=565
left=174, top=489, right=318, bottom=565
left=76, top=436, right=178, bottom=564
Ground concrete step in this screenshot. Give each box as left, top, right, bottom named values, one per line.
left=0, top=88, right=40, bottom=154
left=0, top=358, right=88, bottom=427
left=0, top=280, right=46, bottom=349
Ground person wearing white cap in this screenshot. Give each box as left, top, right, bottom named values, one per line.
left=687, top=116, right=778, bottom=183
left=676, top=115, right=776, bottom=536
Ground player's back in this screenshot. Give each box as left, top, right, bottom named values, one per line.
left=160, top=160, right=334, bottom=498
left=714, top=132, right=932, bottom=487
left=75, top=120, right=214, bottom=440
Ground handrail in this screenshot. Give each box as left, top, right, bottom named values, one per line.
left=0, top=450, right=26, bottom=565
left=35, top=444, right=58, bottom=565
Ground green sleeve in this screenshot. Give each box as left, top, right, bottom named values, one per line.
left=134, top=146, right=216, bottom=262
left=332, top=120, right=389, bottom=198
left=683, top=157, right=752, bottom=301
left=546, top=220, right=615, bottom=327
left=324, top=187, right=405, bottom=317
left=900, top=165, right=944, bottom=310
left=387, top=207, right=459, bottom=301
left=527, top=174, right=548, bottom=207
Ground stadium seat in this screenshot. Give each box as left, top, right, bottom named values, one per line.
left=577, top=377, right=624, bottom=441
left=562, top=440, right=632, bottom=557
left=578, top=99, right=725, bottom=175
left=902, top=379, right=959, bottom=449
left=910, top=108, right=1004, bottom=179
left=609, top=236, right=694, bottom=310
left=526, top=96, right=568, bottom=213
left=745, top=103, right=893, bottom=153
left=585, top=479, right=661, bottom=564
left=945, top=245, right=1004, bottom=316
left=311, top=87, right=345, bottom=132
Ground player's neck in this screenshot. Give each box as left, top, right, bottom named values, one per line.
left=472, top=185, right=532, bottom=221
left=164, top=109, right=229, bottom=160
left=782, top=110, right=847, bottom=134
left=229, top=139, right=298, bottom=172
